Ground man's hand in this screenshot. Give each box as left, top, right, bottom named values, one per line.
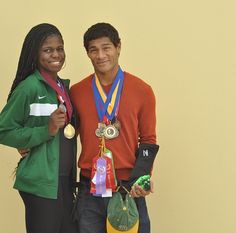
left=48, top=108, right=66, bottom=136
left=130, top=180, right=154, bottom=198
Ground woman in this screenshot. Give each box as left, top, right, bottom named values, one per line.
left=0, top=23, right=77, bottom=233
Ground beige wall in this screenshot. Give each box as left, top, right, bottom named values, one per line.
left=1, top=0, right=236, bottom=232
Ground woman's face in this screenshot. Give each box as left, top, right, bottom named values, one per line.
left=38, top=35, right=65, bottom=79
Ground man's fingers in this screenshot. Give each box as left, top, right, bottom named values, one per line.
left=130, top=184, right=151, bottom=198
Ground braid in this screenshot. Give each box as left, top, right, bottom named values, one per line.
left=7, top=23, right=63, bottom=101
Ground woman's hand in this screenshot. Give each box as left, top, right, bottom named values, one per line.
left=17, top=148, right=30, bottom=157
left=48, top=108, right=66, bottom=136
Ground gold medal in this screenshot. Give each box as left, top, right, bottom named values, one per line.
left=64, top=123, right=75, bottom=139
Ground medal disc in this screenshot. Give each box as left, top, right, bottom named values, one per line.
left=104, top=125, right=119, bottom=139
left=64, top=123, right=75, bottom=139
left=113, top=119, right=121, bottom=130
left=95, top=128, right=102, bottom=137
left=95, top=123, right=106, bottom=138
left=59, top=103, right=67, bottom=113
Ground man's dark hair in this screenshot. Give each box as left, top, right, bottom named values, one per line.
left=8, top=23, right=63, bottom=101
left=83, top=22, right=121, bottom=51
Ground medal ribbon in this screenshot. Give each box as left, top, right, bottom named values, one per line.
left=92, top=67, right=124, bottom=122
left=40, top=70, right=73, bottom=122
left=90, top=137, right=117, bottom=195
left=95, top=157, right=107, bottom=195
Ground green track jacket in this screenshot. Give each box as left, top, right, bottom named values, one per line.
left=0, top=70, right=77, bottom=199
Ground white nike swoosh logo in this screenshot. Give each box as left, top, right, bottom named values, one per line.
left=38, top=96, right=47, bottom=99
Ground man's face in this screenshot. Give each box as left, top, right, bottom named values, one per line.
left=87, top=37, right=121, bottom=77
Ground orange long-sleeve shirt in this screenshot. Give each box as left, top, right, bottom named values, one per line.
left=70, top=71, right=157, bottom=181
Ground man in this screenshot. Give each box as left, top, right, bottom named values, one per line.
left=70, top=22, right=158, bottom=233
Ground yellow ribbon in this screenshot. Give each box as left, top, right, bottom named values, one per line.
left=95, top=74, right=120, bottom=115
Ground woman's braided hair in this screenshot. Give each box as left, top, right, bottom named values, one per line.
left=8, top=23, right=63, bottom=101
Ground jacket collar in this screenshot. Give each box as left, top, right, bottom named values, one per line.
left=34, top=69, right=70, bottom=88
